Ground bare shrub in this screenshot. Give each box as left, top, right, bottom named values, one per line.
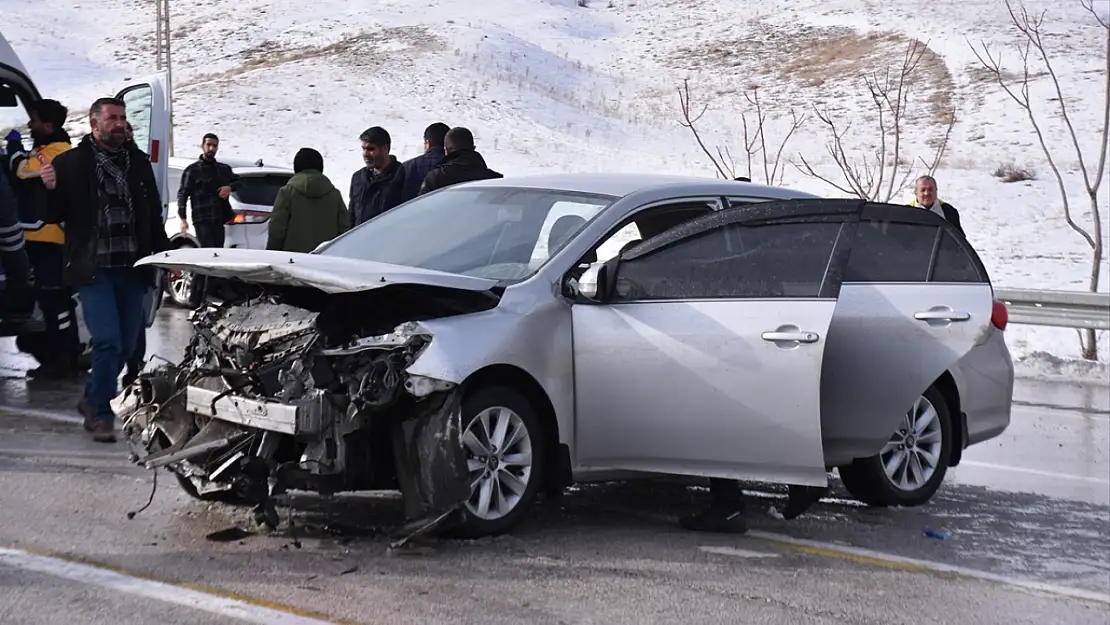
left=970, top=0, right=1108, bottom=361
left=992, top=162, right=1037, bottom=182
left=677, top=79, right=805, bottom=185
left=793, top=40, right=956, bottom=203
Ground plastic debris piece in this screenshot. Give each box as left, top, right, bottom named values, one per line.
left=923, top=528, right=952, bottom=540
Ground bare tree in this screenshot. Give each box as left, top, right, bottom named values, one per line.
left=677, top=79, right=805, bottom=185
left=793, top=40, right=956, bottom=203
left=970, top=0, right=1108, bottom=361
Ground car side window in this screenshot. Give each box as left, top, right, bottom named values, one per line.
left=931, top=230, right=984, bottom=282
left=845, top=220, right=938, bottom=283
left=612, top=221, right=844, bottom=301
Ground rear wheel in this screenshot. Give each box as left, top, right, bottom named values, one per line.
left=165, top=241, right=199, bottom=308
left=452, top=386, right=547, bottom=538
left=838, top=385, right=952, bottom=507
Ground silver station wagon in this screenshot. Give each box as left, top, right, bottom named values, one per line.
left=123, top=173, right=1015, bottom=539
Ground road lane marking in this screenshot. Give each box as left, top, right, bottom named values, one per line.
left=699, top=545, right=779, bottom=558
left=0, top=405, right=83, bottom=426
left=745, top=531, right=1110, bottom=606
left=607, top=506, right=1109, bottom=605
left=0, top=546, right=348, bottom=625
left=959, top=461, right=1110, bottom=485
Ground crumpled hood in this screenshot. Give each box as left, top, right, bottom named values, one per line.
left=288, top=170, right=337, bottom=199
left=135, top=247, right=498, bottom=294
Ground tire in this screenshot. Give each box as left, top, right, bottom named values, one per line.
left=165, top=241, right=199, bottom=308
left=451, top=386, right=547, bottom=538
left=838, top=385, right=952, bottom=508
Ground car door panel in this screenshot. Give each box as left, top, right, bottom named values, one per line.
left=573, top=299, right=836, bottom=486
left=115, top=71, right=170, bottom=326
left=820, top=206, right=995, bottom=467
left=571, top=199, right=861, bottom=487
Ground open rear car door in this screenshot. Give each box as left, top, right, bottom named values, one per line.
left=570, top=199, right=861, bottom=487
left=115, top=72, right=170, bottom=327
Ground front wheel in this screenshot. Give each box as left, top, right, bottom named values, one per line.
left=838, top=385, right=952, bottom=507
left=451, top=386, right=547, bottom=538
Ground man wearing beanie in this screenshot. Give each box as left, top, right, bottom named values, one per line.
left=266, top=148, right=348, bottom=253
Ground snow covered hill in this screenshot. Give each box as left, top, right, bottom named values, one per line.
left=1, top=0, right=1108, bottom=377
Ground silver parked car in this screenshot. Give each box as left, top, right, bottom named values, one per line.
left=118, top=173, right=1014, bottom=539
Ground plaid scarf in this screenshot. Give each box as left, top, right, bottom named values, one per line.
left=93, top=144, right=132, bottom=207
left=92, top=141, right=139, bottom=268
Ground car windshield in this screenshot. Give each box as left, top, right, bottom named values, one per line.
left=319, top=186, right=615, bottom=282
left=233, top=174, right=292, bottom=206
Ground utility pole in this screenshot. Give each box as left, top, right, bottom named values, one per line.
left=153, top=0, right=174, bottom=154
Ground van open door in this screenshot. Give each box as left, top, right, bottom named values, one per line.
left=115, top=72, right=170, bottom=327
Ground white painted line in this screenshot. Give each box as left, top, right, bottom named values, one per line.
left=746, top=531, right=1110, bottom=606
left=0, top=547, right=339, bottom=625
left=699, top=545, right=779, bottom=558
left=959, top=461, right=1110, bottom=485
left=0, top=405, right=83, bottom=426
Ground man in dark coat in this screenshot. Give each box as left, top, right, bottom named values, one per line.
left=348, top=126, right=405, bottom=227
left=177, top=132, right=239, bottom=306
left=418, top=127, right=503, bottom=195
left=910, top=175, right=964, bottom=236
left=40, top=97, right=171, bottom=442
left=397, top=122, right=449, bottom=203
left=0, top=170, right=38, bottom=333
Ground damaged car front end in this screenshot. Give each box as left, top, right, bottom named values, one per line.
left=116, top=249, right=506, bottom=538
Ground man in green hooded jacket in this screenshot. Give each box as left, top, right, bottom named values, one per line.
left=267, top=148, right=349, bottom=253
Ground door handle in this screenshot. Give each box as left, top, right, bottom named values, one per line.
left=914, top=310, right=970, bottom=321
left=761, top=331, right=820, bottom=343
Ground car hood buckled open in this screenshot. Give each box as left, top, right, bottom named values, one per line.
left=135, top=247, right=499, bottom=294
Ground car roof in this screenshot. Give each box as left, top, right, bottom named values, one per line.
left=168, top=155, right=292, bottom=175
left=460, top=172, right=821, bottom=200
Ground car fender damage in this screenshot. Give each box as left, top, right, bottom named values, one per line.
left=114, top=279, right=499, bottom=541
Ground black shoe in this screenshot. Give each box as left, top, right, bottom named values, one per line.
left=782, top=485, right=828, bottom=520
left=679, top=506, right=748, bottom=534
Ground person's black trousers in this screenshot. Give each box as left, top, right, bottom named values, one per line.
left=191, top=221, right=226, bottom=306
left=16, top=242, right=81, bottom=367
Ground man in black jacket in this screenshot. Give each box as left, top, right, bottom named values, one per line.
left=418, top=127, right=502, bottom=195
left=349, top=126, right=405, bottom=227
left=177, top=133, right=239, bottom=306
left=398, top=122, right=448, bottom=203
left=40, top=97, right=171, bottom=442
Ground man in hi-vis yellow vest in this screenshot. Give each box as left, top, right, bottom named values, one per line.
left=5, top=99, right=85, bottom=379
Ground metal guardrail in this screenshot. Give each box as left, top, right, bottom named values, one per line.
left=994, top=288, right=1110, bottom=331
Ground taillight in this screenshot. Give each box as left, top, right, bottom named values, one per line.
left=228, top=210, right=269, bottom=225
left=991, top=299, right=1008, bottom=330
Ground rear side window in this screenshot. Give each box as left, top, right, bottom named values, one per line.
left=234, top=175, right=292, bottom=206
left=931, top=231, right=984, bottom=282
left=613, top=221, right=844, bottom=300
left=845, top=221, right=938, bottom=282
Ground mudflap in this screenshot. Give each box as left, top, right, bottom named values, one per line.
left=390, top=389, right=469, bottom=543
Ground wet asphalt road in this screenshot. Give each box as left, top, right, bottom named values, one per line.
left=0, top=307, right=1108, bottom=624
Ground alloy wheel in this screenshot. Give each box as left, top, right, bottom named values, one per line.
left=880, top=395, right=943, bottom=491
left=462, top=406, right=533, bottom=521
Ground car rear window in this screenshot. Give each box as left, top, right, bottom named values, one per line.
left=845, top=221, right=938, bottom=283
left=930, top=231, right=984, bottom=282
left=233, top=175, right=292, bottom=206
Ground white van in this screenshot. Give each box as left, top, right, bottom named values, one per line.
left=1, top=31, right=171, bottom=345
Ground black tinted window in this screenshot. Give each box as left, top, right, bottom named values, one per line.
left=845, top=221, right=938, bottom=282
left=613, top=222, right=843, bottom=300
left=931, top=231, right=983, bottom=282
left=234, top=175, right=292, bottom=206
